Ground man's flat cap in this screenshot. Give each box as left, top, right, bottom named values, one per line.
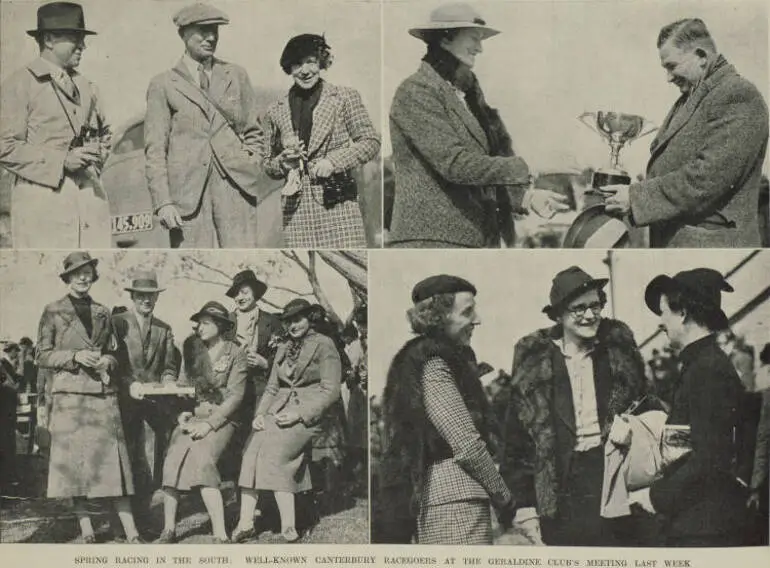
left=173, top=3, right=229, bottom=28
left=411, top=274, right=476, bottom=303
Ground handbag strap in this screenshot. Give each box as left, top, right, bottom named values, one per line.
left=46, top=74, right=96, bottom=139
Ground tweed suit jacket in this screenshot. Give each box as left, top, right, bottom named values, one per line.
left=144, top=58, right=281, bottom=216
left=629, top=58, right=769, bottom=247
left=36, top=296, right=119, bottom=396
left=112, top=311, right=177, bottom=385
left=255, top=330, right=341, bottom=428
left=262, top=81, right=380, bottom=179
left=388, top=62, right=530, bottom=248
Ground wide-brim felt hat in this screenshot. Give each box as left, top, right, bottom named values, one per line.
left=124, top=270, right=165, bottom=293
left=280, top=298, right=322, bottom=321
left=644, top=268, right=733, bottom=330
left=59, top=251, right=98, bottom=282
left=226, top=269, right=267, bottom=299
left=409, top=2, right=500, bottom=42
left=543, top=266, right=608, bottom=320
left=27, top=2, right=97, bottom=37
left=173, top=3, right=230, bottom=28
left=562, top=205, right=630, bottom=248
left=190, top=301, right=234, bottom=328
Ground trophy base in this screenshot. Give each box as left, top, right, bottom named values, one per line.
left=592, top=169, right=631, bottom=190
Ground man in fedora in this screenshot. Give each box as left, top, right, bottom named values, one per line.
left=500, top=266, right=650, bottom=546
left=630, top=268, right=749, bottom=546
left=144, top=2, right=282, bottom=249
left=0, top=2, right=112, bottom=248
left=603, top=18, right=768, bottom=248
left=112, top=270, right=179, bottom=530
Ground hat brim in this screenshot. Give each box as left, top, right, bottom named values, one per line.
left=409, top=23, right=499, bottom=41
left=178, top=18, right=229, bottom=28
left=542, top=278, right=609, bottom=319
left=562, top=205, right=630, bottom=249
left=226, top=279, right=267, bottom=299
left=27, top=28, right=97, bottom=37
left=280, top=304, right=322, bottom=321
left=190, top=311, right=234, bottom=328
left=644, top=275, right=729, bottom=330
left=59, top=258, right=99, bottom=280
left=124, top=286, right=165, bottom=293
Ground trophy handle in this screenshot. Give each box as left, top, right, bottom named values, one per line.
left=635, top=121, right=658, bottom=140
left=578, top=112, right=605, bottom=139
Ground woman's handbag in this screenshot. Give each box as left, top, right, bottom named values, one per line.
left=660, top=424, right=692, bottom=470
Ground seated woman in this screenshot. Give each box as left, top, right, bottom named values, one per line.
left=37, top=252, right=141, bottom=543
left=234, top=299, right=342, bottom=542
left=156, top=302, right=247, bottom=544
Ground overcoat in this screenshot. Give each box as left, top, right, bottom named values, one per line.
left=0, top=58, right=112, bottom=248
left=262, top=81, right=380, bottom=248
left=629, top=57, right=769, bottom=248
left=36, top=295, right=132, bottom=498
left=388, top=62, right=530, bottom=248
left=144, top=58, right=282, bottom=247
left=238, top=330, right=341, bottom=493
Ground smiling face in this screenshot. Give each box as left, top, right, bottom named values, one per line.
left=443, top=291, right=480, bottom=346
left=559, top=288, right=604, bottom=343
left=131, top=291, right=159, bottom=317
left=234, top=285, right=258, bottom=313
left=440, top=27, right=485, bottom=68
left=290, top=55, right=322, bottom=90
left=284, top=314, right=311, bottom=340
left=182, top=24, right=219, bottom=62
left=659, top=39, right=708, bottom=95
left=66, top=264, right=95, bottom=297
left=43, top=31, right=86, bottom=69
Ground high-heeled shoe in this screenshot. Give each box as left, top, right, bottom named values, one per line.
left=231, top=526, right=256, bottom=543
left=281, top=527, right=300, bottom=543
left=155, top=529, right=176, bottom=544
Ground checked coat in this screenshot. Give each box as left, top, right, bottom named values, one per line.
left=262, top=81, right=380, bottom=248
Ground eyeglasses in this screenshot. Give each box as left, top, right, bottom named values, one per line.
left=566, top=301, right=604, bottom=318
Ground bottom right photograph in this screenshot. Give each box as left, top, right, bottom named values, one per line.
left=368, top=248, right=769, bottom=548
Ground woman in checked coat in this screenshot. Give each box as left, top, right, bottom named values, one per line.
left=234, top=299, right=342, bottom=543
left=262, top=34, right=380, bottom=248
left=37, top=252, right=141, bottom=543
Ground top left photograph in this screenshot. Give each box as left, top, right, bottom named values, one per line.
left=0, top=0, right=383, bottom=250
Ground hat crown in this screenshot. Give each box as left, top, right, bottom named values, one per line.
left=173, top=2, right=229, bottom=28
left=283, top=298, right=311, bottom=313
left=411, top=274, right=476, bottom=304
left=200, top=300, right=228, bottom=317
left=32, top=2, right=90, bottom=34
left=127, top=270, right=162, bottom=291
left=672, top=268, right=733, bottom=307
left=545, top=266, right=607, bottom=317
left=63, top=251, right=93, bottom=270
left=429, top=2, right=486, bottom=25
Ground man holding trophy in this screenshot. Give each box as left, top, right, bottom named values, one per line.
left=599, top=18, right=768, bottom=248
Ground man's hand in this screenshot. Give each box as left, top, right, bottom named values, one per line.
left=252, top=415, right=265, bottom=431
left=310, top=158, right=334, bottom=179
left=246, top=350, right=268, bottom=370
left=187, top=420, right=213, bottom=440
left=275, top=410, right=300, bottom=428
left=64, top=146, right=101, bottom=173
left=747, top=491, right=761, bottom=510
left=602, top=184, right=631, bottom=216
left=157, top=204, right=183, bottom=230
left=527, top=189, right=570, bottom=219
left=74, top=350, right=101, bottom=368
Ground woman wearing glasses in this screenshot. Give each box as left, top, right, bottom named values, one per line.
left=499, top=266, right=650, bottom=546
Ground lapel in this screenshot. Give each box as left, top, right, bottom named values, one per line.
left=307, top=82, right=341, bottom=156
left=209, top=59, right=233, bottom=107
left=420, top=62, right=488, bottom=150
left=28, top=58, right=87, bottom=134
left=292, top=332, right=320, bottom=384
left=551, top=348, right=577, bottom=434
left=90, top=302, right=110, bottom=346
left=145, top=317, right=162, bottom=365
left=59, top=296, right=94, bottom=345
left=170, top=59, right=213, bottom=121
left=273, top=96, right=295, bottom=142
left=124, top=312, right=147, bottom=368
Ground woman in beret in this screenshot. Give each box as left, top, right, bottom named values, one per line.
left=233, top=299, right=342, bottom=543
left=262, top=34, right=380, bottom=248
left=374, top=275, right=514, bottom=544
left=156, top=302, right=247, bottom=544
left=36, top=252, right=142, bottom=543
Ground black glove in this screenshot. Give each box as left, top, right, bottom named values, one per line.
left=495, top=497, right=517, bottom=530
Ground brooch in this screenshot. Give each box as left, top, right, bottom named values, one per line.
left=213, top=357, right=230, bottom=373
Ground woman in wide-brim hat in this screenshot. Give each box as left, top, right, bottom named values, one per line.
left=387, top=2, right=568, bottom=249
left=233, top=298, right=342, bottom=543
left=261, top=33, right=380, bottom=248
left=156, top=301, right=247, bottom=544
left=36, top=251, right=143, bottom=543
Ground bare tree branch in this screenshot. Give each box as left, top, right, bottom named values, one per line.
left=166, top=275, right=229, bottom=288
left=181, top=255, right=233, bottom=283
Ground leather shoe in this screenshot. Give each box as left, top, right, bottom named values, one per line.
left=155, top=529, right=176, bottom=544
left=231, top=526, right=256, bottom=543
left=281, top=527, right=300, bottom=543
left=127, top=535, right=146, bottom=544
left=213, top=536, right=231, bottom=544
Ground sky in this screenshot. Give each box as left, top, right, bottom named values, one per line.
left=383, top=0, right=768, bottom=175
left=0, top=0, right=382, bottom=130
left=368, top=248, right=770, bottom=397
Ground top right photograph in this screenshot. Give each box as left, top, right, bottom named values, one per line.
left=383, top=0, right=769, bottom=249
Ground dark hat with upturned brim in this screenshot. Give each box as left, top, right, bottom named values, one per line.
left=543, top=266, right=608, bottom=321
left=562, top=205, right=630, bottom=249
left=190, top=301, right=235, bottom=329
left=279, top=33, right=330, bottom=74
left=59, top=251, right=98, bottom=283
left=226, top=270, right=268, bottom=300
left=411, top=274, right=477, bottom=304
left=280, top=298, right=322, bottom=321
left=644, top=268, right=733, bottom=331
left=27, top=2, right=97, bottom=37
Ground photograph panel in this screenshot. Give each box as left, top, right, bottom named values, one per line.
left=369, top=248, right=769, bottom=546
left=382, top=0, right=768, bottom=249
left=0, top=248, right=369, bottom=544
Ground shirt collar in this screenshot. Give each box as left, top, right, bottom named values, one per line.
left=182, top=52, right=212, bottom=78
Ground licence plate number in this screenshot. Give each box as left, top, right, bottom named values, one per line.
left=112, top=212, right=153, bottom=235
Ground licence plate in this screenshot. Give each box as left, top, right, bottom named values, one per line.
left=112, top=212, right=153, bottom=235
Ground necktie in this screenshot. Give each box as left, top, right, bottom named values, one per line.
left=57, top=70, right=80, bottom=103
left=198, top=63, right=210, bottom=92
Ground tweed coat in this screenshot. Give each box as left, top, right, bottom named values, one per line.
left=36, top=295, right=133, bottom=498
left=629, top=58, right=769, bottom=248
left=500, top=319, right=647, bottom=519
left=112, top=310, right=178, bottom=497
left=238, top=330, right=342, bottom=492
left=649, top=336, right=747, bottom=543
left=162, top=337, right=247, bottom=490
left=388, top=62, right=530, bottom=248
left=144, top=58, right=282, bottom=247
left=0, top=58, right=112, bottom=248
left=262, top=81, right=380, bottom=248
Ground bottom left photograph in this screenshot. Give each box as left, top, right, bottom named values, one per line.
left=0, top=249, right=369, bottom=545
